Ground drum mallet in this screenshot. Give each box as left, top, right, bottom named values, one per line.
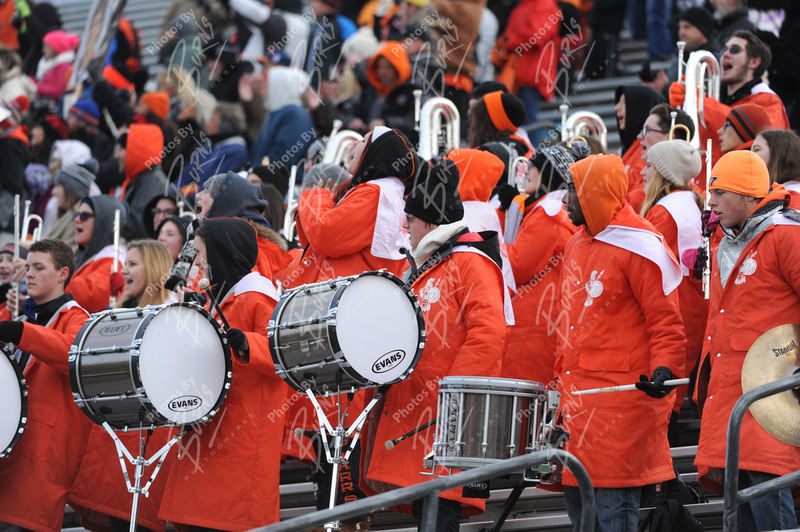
left=385, top=419, right=436, bottom=450
left=572, top=378, right=690, bottom=395
left=199, top=278, right=231, bottom=330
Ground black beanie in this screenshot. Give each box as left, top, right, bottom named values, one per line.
left=680, top=7, right=715, bottom=40
left=404, top=160, right=463, bottom=225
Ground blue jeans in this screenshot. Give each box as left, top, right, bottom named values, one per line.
left=564, top=485, right=642, bottom=532
left=646, top=0, right=673, bottom=59
left=736, top=470, right=797, bottom=532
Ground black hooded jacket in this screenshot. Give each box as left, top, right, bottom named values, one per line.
left=615, top=85, right=666, bottom=155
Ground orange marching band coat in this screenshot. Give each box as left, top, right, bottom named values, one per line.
left=694, top=190, right=800, bottom=495
left=362, top=224, right=508, bottom=516
left=644, top=193, right=708, bottom=414
left=503, top=191, right=578, bottom=386
left=0, top=301, right=93, bottom=532
left=555, top=155, right=686, bottom=489
left=158, top=272, right=287, bottom=531
left=68, top=245, right=126, bottom=314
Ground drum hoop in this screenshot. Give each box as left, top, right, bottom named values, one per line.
left=69, top=303, right=233, bottom=430
left=269, top=271, right=427, bottom=393
left=439, top=376, right=547, bottom=393
left=1, top=346, right=27, bottom=459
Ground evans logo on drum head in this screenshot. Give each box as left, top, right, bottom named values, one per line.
left=372, top=350, right=406, bottom=374
left=168, top=395, right=203, bottom=412
left=98, top=323, right=132, bottom=337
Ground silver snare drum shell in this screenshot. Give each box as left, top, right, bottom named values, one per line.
left=268, top=271, right=425, bottom=395
left=0, top=346, right=27, bottom=459
left=68, top=303, right=232, bottom=430
left=430, top=376, right=549, bottom=471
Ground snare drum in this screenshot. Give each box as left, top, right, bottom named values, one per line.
left=69, top=303, right=231, bottom=430
left=269, top=271, right=425, bottom=395
left=0, top=346, right=26, bottom=459
left=430, top=377, right=550, bottom=470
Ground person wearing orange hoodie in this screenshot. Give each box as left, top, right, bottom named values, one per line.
left=717, top=103, right=773, bottom=155
left=363, top=159, right=507, bottom=530
left=115, top=123, right=168, bottom=241
left=501, top=142, right=588, bottom=386
left=640, top=140, right=708, bottom=444
left=695, top=151, right=800, bottom=531
left=345, top=40, right=420, bottom=145
left=0, top=239, right=93, bottom=532
left=556, top=154, right=686, bottom=531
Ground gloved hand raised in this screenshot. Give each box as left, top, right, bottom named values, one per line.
left=226, top=328, right=249, bottom=363
left=635, top=366, right=675, bottom=399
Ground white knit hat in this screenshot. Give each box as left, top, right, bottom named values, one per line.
left=647, top=140, right=702, bottom=187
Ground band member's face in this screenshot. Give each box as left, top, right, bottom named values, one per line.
left=152, top=198, right=178, bottom=230
left=196, top=190, right=213, bottom=218
left=524, top=165, right=543, bottom=195
left=193, top=236, right=208, bottom=279
left=122, top=247, right=147, bottom=300
left=0, top=253, right=13, bottom=284
left=562, top=181, right=586, bottom=227
left=717, top=120, right=744, bottom=154
left=74, top=203, right=95, bottom=248
left=641, top=158, right=657, bottom=185
left=678, top=21, right=706, bottom=51
left=720, top=37, right=753, bottom=86
left=347, top=132, right=372, bottom=175
left=614, top=94, right=626, bottom=132
left=158, top=221, right=184, bottom=261
left=751, top=135, right=771, bottom=167
left=25, top=251, right=68, bottom=303
left=707, top=188, right=756, bottom=228
left=638, top=114, right=668, bottom=158
left=402, top=213, right=434, bottom=252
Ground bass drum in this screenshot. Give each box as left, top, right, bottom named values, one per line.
left=0, top=345, right=26, bottom=459
left=269, top=271, right=425, bottom=395
left=69, top=303, right=231, bottom=430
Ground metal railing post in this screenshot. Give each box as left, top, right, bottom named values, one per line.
left=723, top=372, right=800, bottom=531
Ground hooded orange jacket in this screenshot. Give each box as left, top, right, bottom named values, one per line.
left=0, top=302, right=93, bottom=532
left=159, top=274, right=287, bottom=530
left=362, top=241, right=507, bottom=516
left=555, top=155, right=686, bottom=488
left=503, top=191, right=578, bottom=385
left=694, top=189, right=800, bottom=496
left=367, top=41, right=412, bottom=97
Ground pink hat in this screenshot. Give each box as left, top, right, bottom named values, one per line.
left=43, top=30, right=80, bottom=55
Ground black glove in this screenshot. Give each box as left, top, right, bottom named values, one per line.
left=495, top=183, right=519, bottom=211
left=635, top=366, right=675, bottom=399
left=0, top=320, right=24, bottom=345
left=226, top=328, right=249, bottom=361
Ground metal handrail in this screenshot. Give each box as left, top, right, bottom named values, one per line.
left=723, top=372, right=800, bottom=530
left=254, top=449, right=595, bottom=532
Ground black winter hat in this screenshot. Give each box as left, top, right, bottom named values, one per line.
left=680, top=7, right=715, bottom=40
left=404, top=160, right=463, bottom=225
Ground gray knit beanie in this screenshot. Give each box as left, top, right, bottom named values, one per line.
left=54, top=163, right=95, bottom=199
left=647, top=140, right=702, bottom=187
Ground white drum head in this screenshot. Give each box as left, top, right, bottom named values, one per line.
left=0, top=354, right=23, bottom=455
left=336, top=274, right=419, bottom=384
left=139, top=305, right=227, bottom=424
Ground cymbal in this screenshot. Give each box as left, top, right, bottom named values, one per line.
left=742, top=323, right=800, bottom=446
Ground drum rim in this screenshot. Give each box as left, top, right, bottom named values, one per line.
left=0, top=346, right=27, bottom=459
left=268, top=271, right=427, bottom=394
left=439, top=376, right=548, bottom=393
left=69, top=302, right=233, bottom=430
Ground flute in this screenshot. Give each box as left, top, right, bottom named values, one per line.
left=12, top=195, right=19, bottom=320
left=703, top=138, right=712, bottom=300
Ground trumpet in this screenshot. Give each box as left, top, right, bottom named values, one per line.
left=562, top=108, right=608, bottom=153
left=322, top=120, right=363, bottom=168
left=683, top=50, right=721, bottom=148
left=418, top=97, right=460, bottom=162
left=21, top=200, right=43, bottom=243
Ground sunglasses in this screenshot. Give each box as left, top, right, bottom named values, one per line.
left=722, top=44, right=744, bottom=55
left=73, top=212, right=95, bottom=222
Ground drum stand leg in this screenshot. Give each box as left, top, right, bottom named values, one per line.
left=101, top=422, right=186, bottom=532
left=304, top=388, right=388, bottom=531
left=478, top=478, right=535, bottom=532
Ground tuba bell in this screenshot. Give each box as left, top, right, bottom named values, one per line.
left=418, top=97, right=460, bottom=162
left=683, top=50, right=721, bottom=148
left=563, top=111, right=608, bottom=153
left=322, top=119, right=364, bottom=167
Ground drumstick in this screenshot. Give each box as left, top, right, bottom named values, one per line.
left=199, top=278, right=231, bottom=330
left=385, top=419, right=436, bottom=450
left=572, top=378, right=690, bottom=396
